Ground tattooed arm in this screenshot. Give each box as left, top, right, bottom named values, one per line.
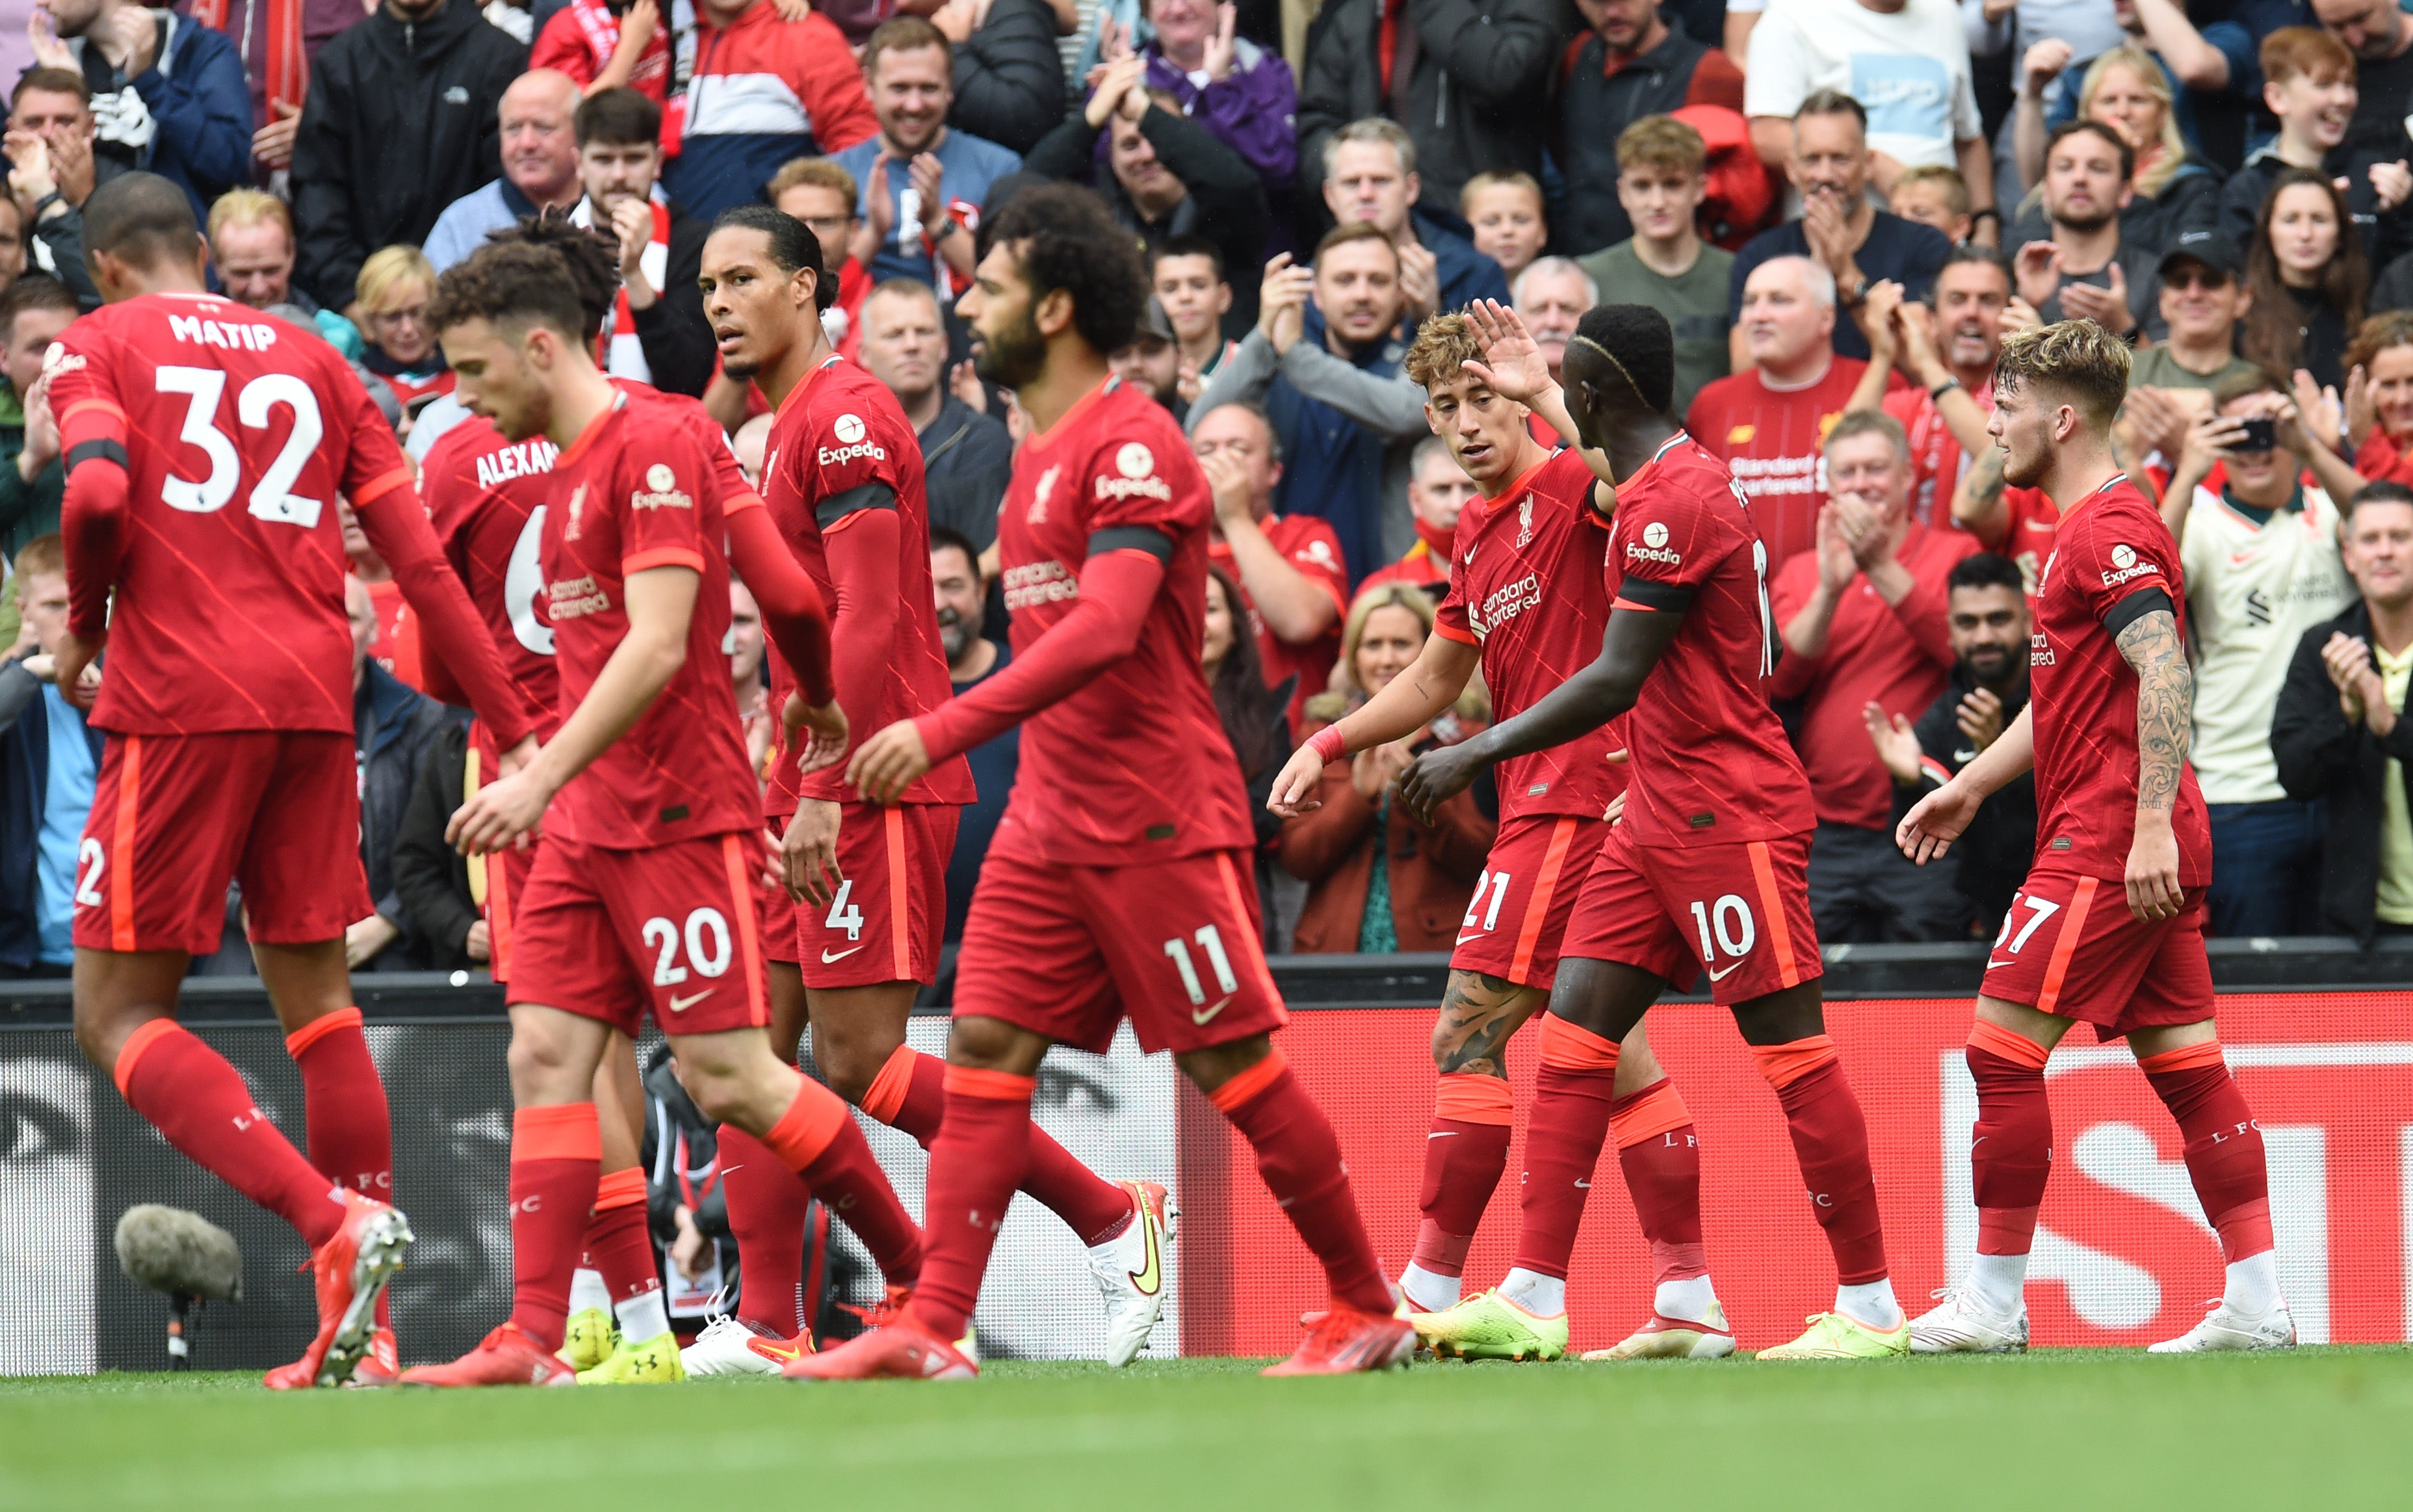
left=1952, top=443, right=2010, bottom=547
left=2115, top=603, right=2191, bottom=922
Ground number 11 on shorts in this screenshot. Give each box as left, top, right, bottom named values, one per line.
left=1163, top=925, right=1238, bottom=1006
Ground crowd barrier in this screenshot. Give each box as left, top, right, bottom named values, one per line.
left=5, top=945, right=2411, bottom=1372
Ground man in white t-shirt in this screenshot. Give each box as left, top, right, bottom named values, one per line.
left=1743, top=0, right=1990, bottom=216
left=2165, top=369, right=2359, bottom=936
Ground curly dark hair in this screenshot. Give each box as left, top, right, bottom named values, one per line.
left=431, top=209, right=619, bottom=339
left=982, top=184, right=1148, bottom=357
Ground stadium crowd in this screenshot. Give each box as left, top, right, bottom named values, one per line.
left=10, top=0, right=2413, bottom=972
left=0, top=0, right=2354, bottom=1388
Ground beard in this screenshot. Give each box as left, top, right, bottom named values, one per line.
left=2000, top=436, right=2049, bottom=489
left=936, top=607, right=971, bottom=662
left=2049, top=202, right=2115, bottom=235
left=973, top=306, right=1049, bottom=389
left=1964, top=645, right=2016, bottom=684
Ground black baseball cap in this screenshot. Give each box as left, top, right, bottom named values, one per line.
left=2158, top=229, right=2245, bottom=282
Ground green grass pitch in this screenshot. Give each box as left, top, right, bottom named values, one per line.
left=7, top=1349, right=2412, bottom=1511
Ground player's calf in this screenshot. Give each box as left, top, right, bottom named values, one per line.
left=1406, top=971, right=1537, bottom=1312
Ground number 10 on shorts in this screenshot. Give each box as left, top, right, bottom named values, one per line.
left=1163, top=926, right=1238, bottom=1006
left=1689, top=893, right=1756, bottom=967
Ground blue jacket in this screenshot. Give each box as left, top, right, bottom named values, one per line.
left=0, top=658, right=103, bottom=973
left=1301, top=210, right=1509, bottom=348
left=64, top=12, right=254, bottom=226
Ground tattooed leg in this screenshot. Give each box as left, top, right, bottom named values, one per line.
left=1431, top=971, right=1546, bottom=1079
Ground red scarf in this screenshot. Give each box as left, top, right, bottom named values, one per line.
left=190, top=0, right=305, bottom=112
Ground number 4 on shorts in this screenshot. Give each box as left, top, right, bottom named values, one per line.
left=825, top=880, right=864, bottom=942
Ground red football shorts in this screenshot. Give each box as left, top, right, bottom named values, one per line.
left=952, top=845, right=1288, bottom=1056
left=770, top=802, right=958, bottom=987
left=468, top=720, right=538, bottom=984
left=1979, top=870, right=2214, bottom=1038
left=1448, top=815, right=1609, bottom=989
left=508, top=830, right=770, bottom=1037
left=73, top=731, right=370, bottom=955
left=1561, top=826, right=1823, bottom=1004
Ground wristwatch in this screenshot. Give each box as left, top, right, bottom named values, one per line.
left=1840, top=272, right=1868, bottom=308
left=1929, top=376, right=1961, bottom=400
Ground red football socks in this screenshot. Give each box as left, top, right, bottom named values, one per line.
left=2139, top=1041, right=2273, bottom=1262
left=1509, top=1016, right=1620, bottom=1283
left=716, top=1124, right=813, bottom=1335
left=1966, top=1022, right=2053, bottom=1256
left=862, top=1045, right=1132, bottom=1245
left=1611, top=1077, right=1707, bottom=1283
left=908, top=1067, right=1036, bottom=1341
left=1210, top=1050, right=1393, bottom=1317
left=586, top=1166, right=661, bottom=1307
left=508, top=1102, right=601, bottom=1351
left=1749, top=1036, right=1889, bottom=1286
left=1414, top=1073, right=1513, bottom=1279
left=759, top=1076, right=923, bottom=1288
left=115, top=1019, right=346, bottom=1248
left=284, top=1008, right=391, bottom=1201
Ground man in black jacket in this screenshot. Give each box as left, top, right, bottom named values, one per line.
left=1551, top=0, right=1744, bottom=255
left=290, top=0, right=526, bottom=315
left=939, top=0, right=1063, bottom=157
left=391, top=717, right=486, bottom=972
left=1296, top=0, right=1574, bottom=224
left=573, top=88, right=714, bottom=397
left=1013, top=57, right=1270, bottom=329
left=855, top=280, right=1014, bottom=549
left=344, top=575, right=458, bottom=973
left=2273, top=482, right=2413, bottom=942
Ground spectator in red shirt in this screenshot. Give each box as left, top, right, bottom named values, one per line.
left=2349, top=310, right=2413, bottom=485
left=1862, top=247, right=2016, bottom=528
left=663, top=0, right=879, bottom=220
left=1195, top=400, right=1351, bottom=721
left=1686, top=253, right=1890, bottom=567
left=1361, top=435, right=1477, bottom=595
left=1767, top=410, right=1979, bottom=943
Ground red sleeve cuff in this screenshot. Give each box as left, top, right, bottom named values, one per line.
left=1433, top=618, right=1478, bottom=645
left=623, top=547, right=707, bottom=575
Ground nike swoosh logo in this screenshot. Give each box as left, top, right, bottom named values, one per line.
left=1455, top=931, right=1486, bottom=946
left=1126, top=1190, right=1162, bottom=1297
left=1953, top=749, right=1977, bottom=763
left=746, top=1339, right=806, bottom=1363
left=667, top=989, right=712, bottom=1013
left=1427, top=1131, right=1458, bottom=1140
left=1706, top=961, right=1745, bottom=982
left=1574, top=1179, right=1590, bottom=1188
left=1987, top=958, right=2016, bottom=971
left=1192, top=993, right=1234, bottom=1026
left=820, top=945, right=865, bottom=964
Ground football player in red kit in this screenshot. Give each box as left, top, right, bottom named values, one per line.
left=1402, top=301, right=1909, bottom=1361
left=1266, top=306, right=1728, bottom=1362
left=1898, top=320, right=2289, bottom=1355
left=48, top=176, right=541, bottom=1389
left=796, top=184, right=1410, bottom=1380
left=414, top=213, right=730, bottom=1382
left=401, top=232, right=928, bottom=1388
left=686, top=205, right=1169, bottom=1374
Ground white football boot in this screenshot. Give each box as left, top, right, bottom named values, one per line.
left=1908, top=1286, right=2030, bottom=1354
left=1086, top=1180, right=1176, bottom=1366
left=2148, top=1298, right=2295, bottom=1353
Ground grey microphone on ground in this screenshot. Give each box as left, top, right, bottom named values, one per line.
left=114, top=1205, right=244, bottom=1303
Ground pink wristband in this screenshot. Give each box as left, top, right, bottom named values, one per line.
left=1309, top=725, right=1348, bottom=763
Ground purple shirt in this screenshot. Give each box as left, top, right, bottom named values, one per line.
left=1142, top=34, right=1296, bottom=192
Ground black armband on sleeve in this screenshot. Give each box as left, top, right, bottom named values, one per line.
left=65, top=439, right=127, bottom=474
left=815, top=482, right=897, bottom=530
left=2102, top=586, right=2173, bottom=639
left=1088, top=525, right=1175, bottom=563
left=1614, top=576, right=1695, bottom=612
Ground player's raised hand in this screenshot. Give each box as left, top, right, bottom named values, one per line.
left=447, top=768, right=549, bottom=855
left=781, top=799, right=843, bottom=907
left=1266, top=743, right=1329, bottom=816
left=1896, top=776, right=1981, bottom=865
left=1396, top=741, right=1484, bottom=826
left=784, top=692, right=850, bottom=776
left=2124, top=819, right=2183, bottom=922
left=1460, top=299, right=1550, bottom=405
left=848, top=718, right=932, bottom=803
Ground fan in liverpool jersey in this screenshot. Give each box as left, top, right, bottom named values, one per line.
left=685, top=202, right=1169, bottom=1375
left=796, top=183, right=1411, bottom=1379
left=1400, top=300, right=1913, bottom=1362
left=1897, top=320, right=2291, bottom=1355
left=1266, top=304, right=1730, bottom=1364
left=48, top=174, right=542, bottom=1390
left=400, top=231, right=929, bottom=1388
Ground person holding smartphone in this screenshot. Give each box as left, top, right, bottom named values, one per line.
left=2161, top=368, right=2360, bottom=936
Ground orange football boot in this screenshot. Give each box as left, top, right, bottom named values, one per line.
left=399, top=1323, right=576, bottom=1387
left=1263, top=1304, right=1416, bottom=1375
left=784, top=1316, right=976, bottom=1381
left=261, top=1192, right=412, bottom=1390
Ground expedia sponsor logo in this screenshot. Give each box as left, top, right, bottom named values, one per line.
left=1467, top=571, right=1541, bottom=641
left=2100, top=545, right=2160, bottom=587
left=547, top=574, right=610, bottom=620
left=475, top=438, right=557, bottom=490
left=1626, top=519, right=1682, bottom=565
left=818, top=437, right=889, bottom=467
left=1095, top=470, right=1173, bottom=502
left=1002, top=558, right=1079, bottom=611
left=631, top=464, right=692, bottom=511
left=40, top=348, right=82, bottom=376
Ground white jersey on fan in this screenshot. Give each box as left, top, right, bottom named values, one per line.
left=2180, top=478, right=2353, bottom=805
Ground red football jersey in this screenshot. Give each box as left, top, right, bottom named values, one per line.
left=759, top=356, right=971, bottom=815
left=1883, top=378, right=1994, bottom=530
left=1684, top=358, right=1881, bottom=570
left=1209, top=510, right=1349, bottom=720
left=1605, top=432, right=1816, bottom=848
left=422, top=415, right=563, bottom=735
left=1435, top=447, right=1626, bottom=822
left=47, top=293, right=422, bottom=735
left=1999, top=484, right=2062, bottom=599
left=985, top=378, right=1253, bottom=865
left=540, top=389, right=759, bottom=848
left=2028, top=475, right=2211, bottom=884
